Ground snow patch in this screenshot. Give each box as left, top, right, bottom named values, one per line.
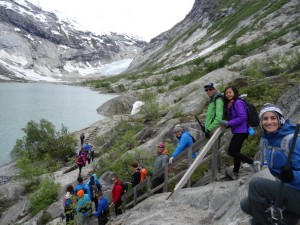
left=176, top=38, right=227, bottom=66
left=131, top=101, right=145, bottom=115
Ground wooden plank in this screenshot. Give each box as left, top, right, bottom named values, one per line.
left=166, top=127, right=222, bottom=200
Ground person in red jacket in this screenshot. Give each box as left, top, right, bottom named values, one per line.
left=76, top=152, right=86, bottom=176
left=111, top=174, right=123, bottom=216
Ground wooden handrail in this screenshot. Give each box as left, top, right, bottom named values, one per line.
left=122, top=126, right=225, bottom=210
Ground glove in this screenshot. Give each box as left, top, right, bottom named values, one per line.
left=220, top=120, right=228, bottom=127
left=169, top=157, right=174, bottom=164
left=279, top=166, right=294, bottom=183
left=205, top=131, right=210, bottom=139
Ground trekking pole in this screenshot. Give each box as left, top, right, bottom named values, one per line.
left=195, top=116, right=205, bottom=132
left=266, top=122, right=300, bottom=225
left=109, top=202, right=114, bottom=208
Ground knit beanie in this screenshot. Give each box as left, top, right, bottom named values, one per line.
left=259, top=103, right=285, bottom=130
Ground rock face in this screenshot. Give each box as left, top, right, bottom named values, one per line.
left=0, top=0, right=146, bottom=82
left=97, top=94, right=138, bottom=115
left=127, top=0, right=300, bottom=73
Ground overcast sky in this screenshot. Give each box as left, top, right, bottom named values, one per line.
left=27, top=0, right=194, bottom=42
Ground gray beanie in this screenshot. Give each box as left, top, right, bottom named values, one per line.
left=259, top=103, right=285, bottom=130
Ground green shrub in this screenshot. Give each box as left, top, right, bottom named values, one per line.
left=29, top=177, right=60, bottom=215
left=139, top=91, right=169, bottom=122
left=10, top=119, right=76, bottom=181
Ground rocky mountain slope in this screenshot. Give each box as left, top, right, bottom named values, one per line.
left=0, top=0, right=146, bottom=82
left=126, top=0, right=299, bottom=74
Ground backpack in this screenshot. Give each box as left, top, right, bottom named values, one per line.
left=140, top=167, right=148, bottom=182
left=89, top=183, right=98, bottom=199
left=65, top=198, right=72, bottom=209
left=189, top=134, right=196, bottom=143
left=213, top=94, right=226, bottom=119
left=242, top=99, right=260, bottom=127
left=76, top=155, right=84, bottom=164
left=280, top=133, right=300, bottom=157
left=120, top=182, right=129, bottom=195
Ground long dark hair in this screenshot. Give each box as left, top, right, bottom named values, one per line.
left=223, top=86, right=240, bottom=105
left=66, top=184, right=74, bottom=194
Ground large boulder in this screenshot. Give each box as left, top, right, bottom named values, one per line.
left=97, top=94, right=137, bottom=115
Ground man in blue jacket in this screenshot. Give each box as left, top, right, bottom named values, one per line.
left=92, top=191, right=109, bottom=225
left=169, top=126, right=195, bottom=175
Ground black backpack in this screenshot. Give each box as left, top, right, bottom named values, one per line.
left=189, top=134, right=196, bottom=143
left=213, top=94, right=226, bottom=119
left=120, top=182, right=129, bottom=195
left=239, top=98, right=260, bottom=127
left=89, top=183, right=98, bottom=199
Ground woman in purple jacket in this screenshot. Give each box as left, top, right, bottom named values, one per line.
left=220, top=86, right=260, bottom=180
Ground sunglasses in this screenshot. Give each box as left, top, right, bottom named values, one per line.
left=174, top=131, right=181, bottom=134
left=205, top=88, right=214, bottom=92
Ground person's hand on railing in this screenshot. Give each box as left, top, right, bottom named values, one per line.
left=169, top=157, right=174, bottom=164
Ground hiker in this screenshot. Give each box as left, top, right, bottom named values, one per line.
left=88, top=173, right=102, bottom=192
left=83, top=143, right=91, bottom=164
left=88, top=175, right=99, bottom=210
left=63, top=185, right=76, bottom=224
left=168, top=125, right=195, bottom=175
left=80, top=133, right=85, bottom=146
left=111, top=174, right=123, bottom=216
left=153, top=141, right=169, bottom=193
left=220, top=86, right=260, bottom=180
left=76, top=190, right=92, bottom=224
left=92, top=191, right=109, bottom=225
left=76, top=152, right=86, bottom=176
left=203, top=82, right=224, bottom=139
left=74, top=176, right=91, bottom=200
left=90, top=145, right=95, bottom=162
left=131, top=161, right=141, bottom=187
left=240, top=103, right=300, bottom=225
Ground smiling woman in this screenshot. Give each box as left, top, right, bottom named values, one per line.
left=25, top=0, right=194, bottom=42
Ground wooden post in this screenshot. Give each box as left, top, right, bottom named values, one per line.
left=211, top=140, right=218, bottom=181
left=133, top=187, right=138, bottom=206
left=187, top=147, right=192, bottom=187
left=147, top=178, right=151, bottom=197
left=163, top=164, right=169, bottom=192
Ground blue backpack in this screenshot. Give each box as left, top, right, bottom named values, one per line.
left=65, top=198, right=72, bottom=209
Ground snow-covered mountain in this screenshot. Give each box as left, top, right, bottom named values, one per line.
left=0, top=0, right=146, bottom=82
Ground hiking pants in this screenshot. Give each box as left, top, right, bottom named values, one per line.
left=228, top=133, right=252, bottom=174
left=78, top=164, right=83, bottom=173
left=114, top=200, right=123, bottom=216
left=240, top=177, right=300, bottom=225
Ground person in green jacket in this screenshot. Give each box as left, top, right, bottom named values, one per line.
left=204, top=82, right=224, bottom=138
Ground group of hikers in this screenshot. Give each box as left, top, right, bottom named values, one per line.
left=63, top=174, right=108, bottom=225
left=76, top=140, right=95, bottom=176
left=67, top=82, right=300, bottom=225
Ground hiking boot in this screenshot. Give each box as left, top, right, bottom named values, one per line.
left=226, top=170, right=239, bottom=180
left=251, top=161, right=261, bottom=173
